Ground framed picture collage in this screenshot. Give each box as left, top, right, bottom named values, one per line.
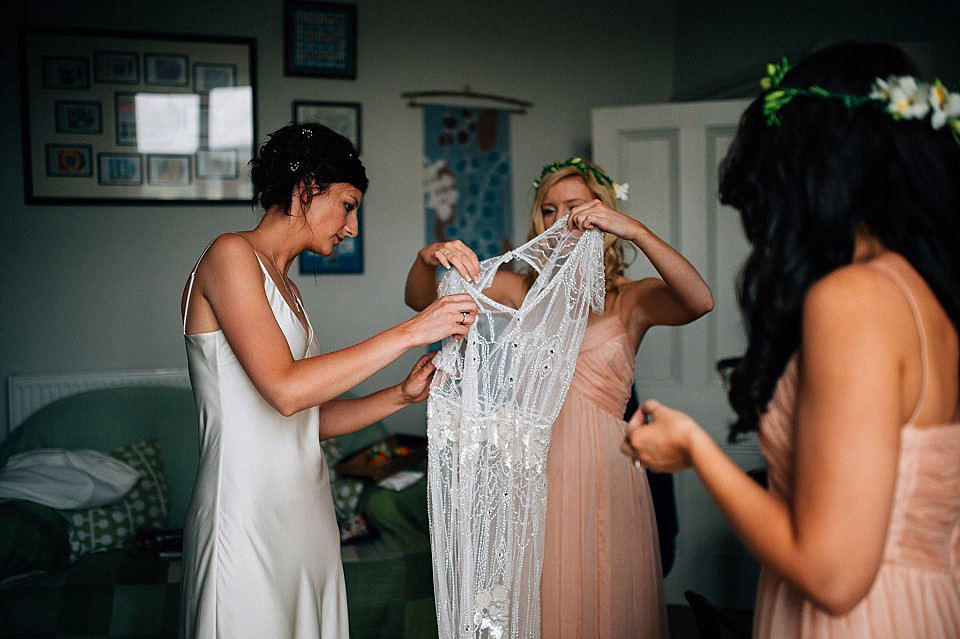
left=20, top=27, right=256, bottom=204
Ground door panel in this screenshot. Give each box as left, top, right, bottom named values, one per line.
left=592, top=100, right=762, bottom=609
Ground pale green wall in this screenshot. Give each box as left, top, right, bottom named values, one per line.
left=0, top=0, right=675, bottom=436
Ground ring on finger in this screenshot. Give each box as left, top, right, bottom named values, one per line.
left=460, top=311, right=467, bottom=325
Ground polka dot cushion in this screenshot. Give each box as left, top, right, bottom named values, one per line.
left=65, top=439, right=168, bottom=561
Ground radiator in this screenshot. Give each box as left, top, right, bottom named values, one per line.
left=6, top=368, right=191, bottom=436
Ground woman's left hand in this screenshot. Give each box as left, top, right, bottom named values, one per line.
left=567, top=199, right=639, bottom=241
left=620, top=399, right=702, bottom=472
left=399, top=353, right=437, bottom=404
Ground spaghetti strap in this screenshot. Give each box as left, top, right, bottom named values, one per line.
left=867, top=260, right=929, bottom=424
left=182, top=240, right=216, bottom=335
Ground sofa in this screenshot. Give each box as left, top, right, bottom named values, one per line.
left=0, top=385, right=437, bottom=639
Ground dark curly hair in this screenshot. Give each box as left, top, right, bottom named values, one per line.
left=249, top=122, right=368, bottom=213
left=719, top=42, right=960, bottom=441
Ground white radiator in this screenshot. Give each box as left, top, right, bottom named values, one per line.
left=6, top=368, right=191, bottom=436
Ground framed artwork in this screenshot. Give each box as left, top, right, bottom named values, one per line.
left=97, top=153, right=142, bottom=185
left=42, top=57, right=89, bottom=89
left=55, top=101, right=102, bottom=134
left=197, top=149, right=238, bottom=179
left=144, top=53, right=189, bottom=86
left=284, top=1, right=357, bottom=79
left=94, top=51, right=139, bottom=84
left=299, top=210, right=363, bottom=273
left=19, top=26, right=257, bottom=204
left=193, top=63, right=236, bottom=92
left=46, top=145, right=93, bottom=177
left=293, top=100, right=361, bottom=152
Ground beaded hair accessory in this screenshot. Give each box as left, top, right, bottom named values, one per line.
left=761, top=57, right=960, bottom=138
left=533, top=156, right=629, bottom=201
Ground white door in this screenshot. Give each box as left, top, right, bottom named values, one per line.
left=592, top=99, right=762, bottom=609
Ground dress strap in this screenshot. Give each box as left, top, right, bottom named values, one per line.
left=182, top=240, right=216, bottom=335
left=867, top=260, right=929, bottom=424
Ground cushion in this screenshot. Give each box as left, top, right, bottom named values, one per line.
left=0, top=449, right=140, bottom=509
left=321, top=437, right=366, bottom=536
left=63, top=439, right=169, bottom=561
left=0, top=500, right=71, bottom=582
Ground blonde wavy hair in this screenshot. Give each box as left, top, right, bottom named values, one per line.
left=525, top=163, right=630, bottom=291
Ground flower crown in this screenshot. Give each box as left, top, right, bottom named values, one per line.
left=533, top=156, right=629, bottom=201
left=760, top=57, right=960, bottom=137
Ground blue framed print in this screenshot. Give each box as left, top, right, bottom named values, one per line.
left=284, top=1, right=357, bottom=79
left=299, top=209, right=363, bottom=273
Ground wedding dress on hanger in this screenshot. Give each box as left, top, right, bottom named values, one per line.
left=427, top=218, right=604, bottom=639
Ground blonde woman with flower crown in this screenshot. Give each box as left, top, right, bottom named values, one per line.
left=405, top=158, right=714, bottom=638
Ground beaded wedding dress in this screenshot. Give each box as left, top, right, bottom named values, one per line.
left=427, top=219, right=605, bottom=639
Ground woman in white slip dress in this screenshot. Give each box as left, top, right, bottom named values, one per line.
left=179, top=122, right=478, bottom=639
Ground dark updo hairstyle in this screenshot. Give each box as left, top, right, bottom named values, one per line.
left=719, top=42, right=960, bottom=440
left=249, top=122, right=368, bottom=214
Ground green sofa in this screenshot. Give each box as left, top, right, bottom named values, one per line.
left=0, top=386, right=437, bottom=638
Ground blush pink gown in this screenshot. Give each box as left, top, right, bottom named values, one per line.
left=753, top=261, right=960, bottom=639
left=540, top=312, right=667, bottom=639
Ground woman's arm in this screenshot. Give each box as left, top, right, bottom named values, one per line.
left=624, top=266, right=905, bottom=614
left=317, top=354, right=436, bottom=439
left=196, top=234, right=476, bottom=416
left=404, top=240, right=526, bottom=311
left=567, top=200, right=714, bottom=328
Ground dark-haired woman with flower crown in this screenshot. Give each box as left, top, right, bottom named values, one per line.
left=623, top=42, right=960, bottom=638
left=405, top=158, right=714, bottom=638
left=179, top=122, right=478, bottom=639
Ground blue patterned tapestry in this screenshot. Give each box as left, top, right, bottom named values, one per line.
left=423, top=105, right=513, bottom=261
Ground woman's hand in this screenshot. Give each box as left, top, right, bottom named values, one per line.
left=418, top=240, right=481, bottom=282
left=567, top=199, right=640, bottom=241
left=405, top=293, right=478, bottom=345
left=399, top=353, right=437, bottom=404
left=620, top=399, right=704, bottom=472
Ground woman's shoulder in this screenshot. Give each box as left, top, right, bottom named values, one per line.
left=804, top=259, right=914, bottom=331
left=195, top=232, right=261, bottom=278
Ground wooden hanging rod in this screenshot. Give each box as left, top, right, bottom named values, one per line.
left=402, top=85, right=533, bottom=114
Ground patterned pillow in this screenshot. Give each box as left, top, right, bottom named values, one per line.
left=321, top=437, right=364, bottom=527
left=64, top=439, right=168, bottom=561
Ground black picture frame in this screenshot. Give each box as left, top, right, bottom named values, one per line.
left=93, top=50, right=140, bottom=84
left=20, top=26, right=257, bottom=205
left=292, top=100, right=361, bottom=152
left=54, top=100, right=103, bottom=134
left=284, top=1, right=357, bottom=79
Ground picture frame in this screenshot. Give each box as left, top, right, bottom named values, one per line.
left=293, top=100, right=361, bottom=152
left=284, top=1, right=357, bottom=79
left=193, top=63, right=236, bottom=92
left=299, top=209, right=363, bottom=273
left=42, top=56, right=89, bottom=90
left=20, top=26, right=257, bottom=204
left=55, top=100, right=103, bottom=134
left=97, top=153, right=142, bottom=185
left=144, top=53, right=189, bottom=86
left=147, top=154, right=192, bottom=186
left=196, top=149, right=238, bottom=179
left=94, top=50, right=139, bottom=84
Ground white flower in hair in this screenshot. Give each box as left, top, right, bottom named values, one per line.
left=929, top=81, right=960, bottom=130
left=883, top=76, right=931, bottom=120
left=613, top=182, right=630, bottom=201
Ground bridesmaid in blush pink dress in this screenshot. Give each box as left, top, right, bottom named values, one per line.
left=623, top=42, right=960, bottom=639
left=406, top=158, right=714, bottom=638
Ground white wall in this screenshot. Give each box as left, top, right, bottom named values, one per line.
left=0, top=0, right=675, bottom=435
